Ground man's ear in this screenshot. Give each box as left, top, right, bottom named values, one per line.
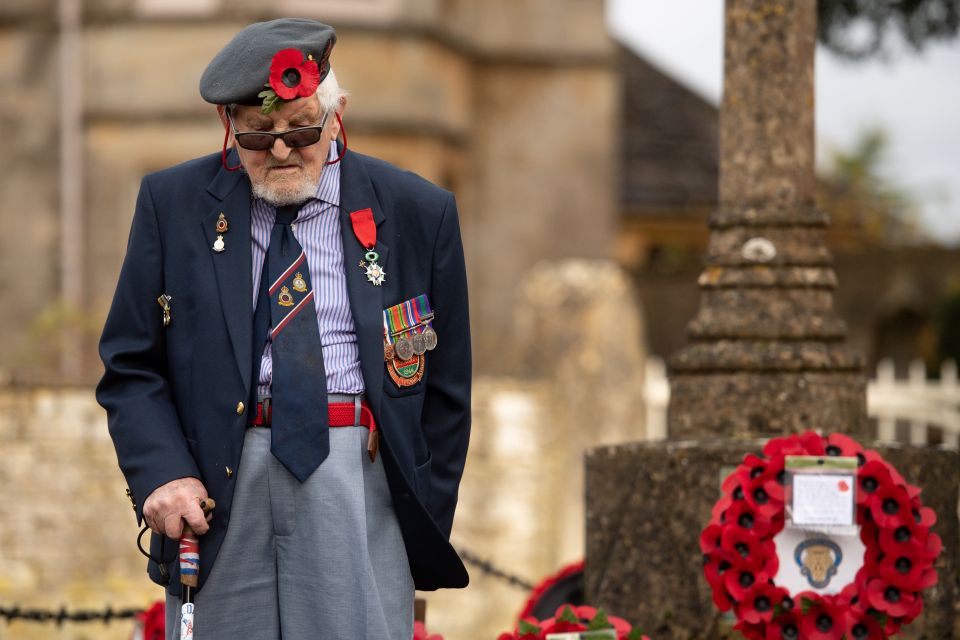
left=216, top=105, right=236, bottom=146
left=336, top=94, right=348, bottom=117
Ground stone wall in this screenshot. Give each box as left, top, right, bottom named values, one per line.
left=0, top=386, right=155, bottom=640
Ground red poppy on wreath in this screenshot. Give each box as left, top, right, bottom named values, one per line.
left=136, top=600, right=165, bottom=640
left=799, top=595, right=845, bottom=640
left=701, top=431, right=942, bottom=640
left=869, top=483, right=913, bottom=528
left=736, top=582, right=789, bottom=625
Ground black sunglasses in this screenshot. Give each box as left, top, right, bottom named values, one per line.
left=227, top=111, right=328, bottom=151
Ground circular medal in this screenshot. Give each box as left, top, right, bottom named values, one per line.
left=423, top=326, right=438, bottom=350
left=411, top=332, right=427, bottom=355
left=383, top=343, right=395, bottom=362
left=395, top=337, right=414, bottom=361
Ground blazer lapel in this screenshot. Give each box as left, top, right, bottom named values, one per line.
left=338, top=149, right=388, bottom=419
left=203, top=156, right=254, bottom=392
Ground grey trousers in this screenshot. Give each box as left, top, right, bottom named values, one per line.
left=165, top=423, right=414, bottom=640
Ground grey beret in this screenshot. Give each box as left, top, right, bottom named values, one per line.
left=199, top=18, right=336, bottom=106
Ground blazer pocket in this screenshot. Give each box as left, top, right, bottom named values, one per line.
left=383, top=355, right=427, bottom=398
left=414, top=451, right=432, bottom=506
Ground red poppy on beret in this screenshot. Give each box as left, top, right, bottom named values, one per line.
left=268, top=48, right=321, bottom=100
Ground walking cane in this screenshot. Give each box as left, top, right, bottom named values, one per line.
left=179, top=498, right=216, bottom=640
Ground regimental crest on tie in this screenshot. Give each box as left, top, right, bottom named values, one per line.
left=383, top=294, right=437, bottom=388
left=292, top=271, right=308, bottom=292
left=270, top=252, right=313, bottom=335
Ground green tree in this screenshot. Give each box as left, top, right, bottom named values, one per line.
left=817, top=0, right=959, bottom=59
left=817, top=127, right=925, bottom=245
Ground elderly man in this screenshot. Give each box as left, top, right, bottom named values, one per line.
left=97, top=18, right=470, bottom=639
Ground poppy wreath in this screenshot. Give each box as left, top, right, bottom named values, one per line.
left=518, top=560, right=585, bottom=620
left=700, top=432, right=942, bottom=640
left=497, top=604, right=650, bottom=640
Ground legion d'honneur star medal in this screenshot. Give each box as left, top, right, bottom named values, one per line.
left=349, top=208, right=385, bottom=286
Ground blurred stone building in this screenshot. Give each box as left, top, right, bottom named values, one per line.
left=0, top=0, right=619, bottom=383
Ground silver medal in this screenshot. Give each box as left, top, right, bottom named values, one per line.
left=411, top=332, right=427, bottom=356
left=394, top=337, right=414, bottom=361
left=423, top=326, right=438, bottom=350
left=213, top=235, right=225, bottom=253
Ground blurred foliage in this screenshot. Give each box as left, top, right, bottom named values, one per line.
left=937, top=287, right=960, bottom=363
left=817, top=127, right=926, bottom=245
left=817, top=0, right=960, bottom=59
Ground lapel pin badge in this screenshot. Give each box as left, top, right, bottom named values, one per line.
left=156, top=294, right=172, bottom=327
left=213, top=212, right=228, bottom=252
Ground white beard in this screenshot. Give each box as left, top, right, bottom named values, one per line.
left=251, top=176, right=318, bottom=206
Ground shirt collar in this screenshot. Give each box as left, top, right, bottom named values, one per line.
left=313, top=140, right=340, bottom=207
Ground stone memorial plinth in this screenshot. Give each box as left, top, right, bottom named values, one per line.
left=586, top=0, right=959, bottom=636
left=584, top=439, right=959, bottom=638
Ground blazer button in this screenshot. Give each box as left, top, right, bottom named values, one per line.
left=236, top=401, right=245, bottom=415
left=225, top=466, right=234, bottom=478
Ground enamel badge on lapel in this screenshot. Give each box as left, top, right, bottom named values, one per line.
left=383, top=295, right=437, bottom=388
left=213, top=212, right=228, bottom=252
left=349, top=208, right=385, bottom=286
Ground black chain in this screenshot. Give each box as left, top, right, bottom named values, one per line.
left=0, top=605, right=142, bottom=625
left=458, top=547, right=534, bottom=591
left=1, top=547, right=532, bottom=624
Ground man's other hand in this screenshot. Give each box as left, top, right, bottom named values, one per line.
left=143, top=477, right=211, bottom=538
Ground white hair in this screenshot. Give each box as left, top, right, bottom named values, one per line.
left=316, top=68, right=348, bottom=115
left=226, top=67, right=347, bottom=116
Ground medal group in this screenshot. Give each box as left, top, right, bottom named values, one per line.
left=383, top=295, right=437, bottom=388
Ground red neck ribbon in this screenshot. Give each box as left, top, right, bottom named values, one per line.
left=349, top=208, right=376, bottom=250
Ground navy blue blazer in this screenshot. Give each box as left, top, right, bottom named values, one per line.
left=96, top=147, right=471, bottom=594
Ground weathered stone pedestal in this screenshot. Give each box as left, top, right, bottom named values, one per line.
left=584, top=439, right=959, bottom=638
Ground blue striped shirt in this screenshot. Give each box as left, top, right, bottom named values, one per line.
left=252, top=142, right=365, bottom=396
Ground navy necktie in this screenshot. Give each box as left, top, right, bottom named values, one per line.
left=252, top=203, right=329, bottom=482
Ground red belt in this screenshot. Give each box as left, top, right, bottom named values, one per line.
left=251, top=398, right=379, bottom=461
